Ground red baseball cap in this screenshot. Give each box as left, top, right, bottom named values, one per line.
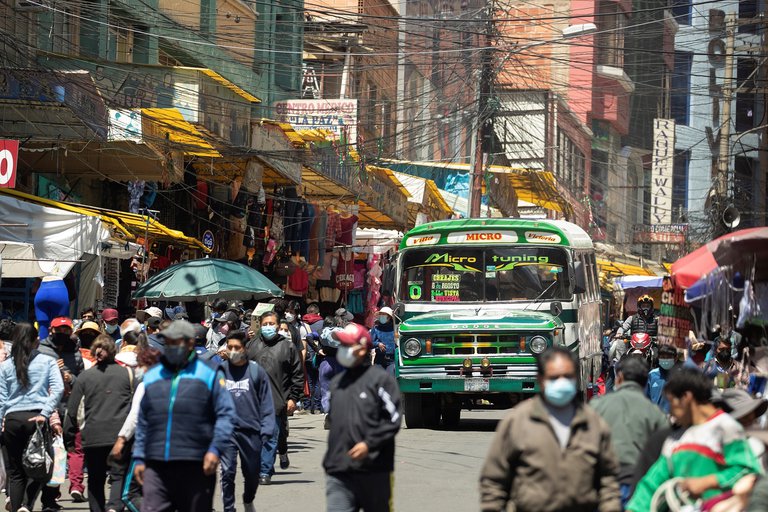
left=101, top=308, right=119, bottom=322
left=332, top=323, right=372, bottom=350
left=50, top=317, right=73, bottom=329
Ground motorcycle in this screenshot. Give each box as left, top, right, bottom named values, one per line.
left=628, top=332, right=659, bottom=368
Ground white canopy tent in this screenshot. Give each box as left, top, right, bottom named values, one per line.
left=0, top=193, right=111, bottom=277
left=0, top=242, right=48, bottom=278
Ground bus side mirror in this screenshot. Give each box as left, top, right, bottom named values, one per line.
left=393, top=302, right=404, bottom=322
left=382, top=264, right=395, bottom=296
left=574, top=261, right=587, bottom=294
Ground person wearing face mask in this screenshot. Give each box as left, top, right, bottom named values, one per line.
left=206, top=311, right=240, bottom=352
left=646, top=343, right=680, bottom=413
left=132, top=320, right=235, bottom=512
left=712, top=336, right=748, bottom=390
left=370, top=307, right=396, bottom=374
left=64, top=335, right=135, bottom=512
left=323, top=323, right=402, bottom=512
left=101, top=308, right=121, bottom=342
left=628, top=368, right=761, bottom=511
left=591, top=355, right=668, bottom=508
left=245, top=312, right=304, bottom=484
left=480, top=346, right=621, bottom=512
left=219, top=331, right=276, bottom=512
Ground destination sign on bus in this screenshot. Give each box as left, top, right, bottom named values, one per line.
left=405, top=234, right=440, bottom=247
left=446, top=231, right=518, bottom=244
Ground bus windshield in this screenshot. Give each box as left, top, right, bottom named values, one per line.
left=400, top=247, right=570, bottom=303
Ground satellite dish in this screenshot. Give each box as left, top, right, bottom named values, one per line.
left=722, top=204, right=741, bottom=229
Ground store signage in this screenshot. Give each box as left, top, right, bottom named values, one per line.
left=632, top=224, right=688, bottom=244
left=446, top=231, right=518, bottom=244
left=108, top=109, right=142, bottom=141
left=202, top=230, right=215, bottom=251
left=0, top=139, right=19, bottom=189
left=524, top=231, right=561, bottom=244
left=658, top=276, right=693, bottom=349
left=651, top=119, right=675, bottom=224
left=405, top=234, right=440, bottom=247
left=273, top=99, right=358, bottom=144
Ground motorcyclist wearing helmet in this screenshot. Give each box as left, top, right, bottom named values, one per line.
left=618, top=295, right=658, bottom=338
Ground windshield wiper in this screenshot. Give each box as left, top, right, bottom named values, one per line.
left=523, top=281, right=559, bottom=310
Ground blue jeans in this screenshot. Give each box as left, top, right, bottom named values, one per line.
left=259, top=412, right=287, bottom=477
left=221, top=429, right=262, bottom=512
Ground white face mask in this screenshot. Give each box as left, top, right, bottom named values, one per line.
left=284, top=313, right=296, bottom=323
left=105, top=324, right=118, bottom=334
left=228, top=350, right=246, bottom=364
left=278, top=330, right=291, bottom=340
left=337, top=345, right=360, bottom=368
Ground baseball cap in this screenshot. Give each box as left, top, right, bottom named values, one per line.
left=159, top=319, right=196, bottom=340
left=75, top=321, right=101, bottom=335
left=193, top=324, right=208, bottom=344
left=101, top=309, right=119, bottom=322
left=332, top=323, right=372, bottom=350
left=50, top=317, right=73, bottom=329
left=335, top=308, right=354, bottom=322
left=136, top=307, right=163, bottom=323
left=213, top=311, right=239, bottom=324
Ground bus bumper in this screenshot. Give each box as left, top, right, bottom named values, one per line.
left=397, top=376, right=539, bottom=394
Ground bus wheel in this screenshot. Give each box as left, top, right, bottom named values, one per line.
left=403, top=393, right=425, bottom=428
left=423, top=395, right=441, bottom=428
left=441, top=401, right=461, bottom=429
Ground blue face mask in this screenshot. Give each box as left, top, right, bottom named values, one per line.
left=261, top=325, right=277, bottom=340
left=543, top=377, right=577, bottom=407
left=658, top=358, right=675, bottom=370
left=378, top=315, right=390, bottom=324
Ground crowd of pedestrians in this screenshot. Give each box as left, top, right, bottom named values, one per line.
left=0, top=301, right=401, bottom=512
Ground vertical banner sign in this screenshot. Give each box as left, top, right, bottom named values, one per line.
left=0, top=139, right=19, bottom=189
left=651, top=119, right=675, bottom=224
left=658, top=276, right=693, bottom=349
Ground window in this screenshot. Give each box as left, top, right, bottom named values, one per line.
left=79, top=0, right=100, bottom=58
left=671, top=52, right=692, bottom=125
left=555, top=128, right=585, bottom=192
left=671, top=0, right=692, bottom=25
left=400, top=247, right=571, bottom=303
left=736, top=59, right=757, bottom=132
left=109, top=21, right=134, bottom=63
left=597, top=2, right=626, bottom=68
left=739, top=0, right=758, bottom=34
left=672, top=151, right=689, bottom=222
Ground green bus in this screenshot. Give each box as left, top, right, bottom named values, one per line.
left=390, top=218, right=602, bottom=428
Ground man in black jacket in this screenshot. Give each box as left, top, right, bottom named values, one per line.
left=246, top=311, right=304, bottom=484
left=323, top=323, right=402, bottom=512
left=64, top=335, right=134, bottom=512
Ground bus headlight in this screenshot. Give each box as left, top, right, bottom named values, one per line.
left=529, top=336, right=548, bottom=354
left=403, top=338, right=422, bottom=357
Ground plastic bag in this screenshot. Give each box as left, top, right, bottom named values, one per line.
left=22, top=423, right=53, bottom=482
left=47, top=435, right=67, bottom=487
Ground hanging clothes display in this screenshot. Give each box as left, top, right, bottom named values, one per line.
left=337, top=213, right=358, bottom=246
left=326, top=209, right=342, bottom=250
left=335, top=249, right=355, bottom=291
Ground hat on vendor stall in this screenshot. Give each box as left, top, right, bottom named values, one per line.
left=332, top=323, right=373, bottom=350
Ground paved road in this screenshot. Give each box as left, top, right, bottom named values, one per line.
left=31, top=409, right=506, bottom=511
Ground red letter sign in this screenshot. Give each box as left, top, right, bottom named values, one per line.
left=0, top=140, right=19, bottom=189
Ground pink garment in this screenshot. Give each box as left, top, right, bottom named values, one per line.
left=326, top=212, right=341, bottom=249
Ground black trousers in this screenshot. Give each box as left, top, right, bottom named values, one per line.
left=326, top=472, right=393, bottom=512
left=2, top=411, right=44, bottom=512
left=142, top=461, right=215, bottom=512
left=83, top=445, right=126, bottom=512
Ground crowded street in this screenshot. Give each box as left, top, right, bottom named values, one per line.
left=29, top=411, right=500, bottom=511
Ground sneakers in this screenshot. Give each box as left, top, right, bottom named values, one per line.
left=18, top=507, right=30, bottom=512
left=244, top=502, right=255, bottom=512
left=70, top=490, right=86, bottom=503
left=259, top=475, right=271, bottom=485
left=279, top=453, right=290, bottom=470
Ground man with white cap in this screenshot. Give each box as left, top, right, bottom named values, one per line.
left=323, top=323, right=402, bottom=512
left=370, top=307, right=396, bottom=374
left=136, top=306, right=163, bottom=324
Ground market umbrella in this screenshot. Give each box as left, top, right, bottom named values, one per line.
left=132, top=258, right=283, bottom=302
left=670, top=227, right=768, bottom=289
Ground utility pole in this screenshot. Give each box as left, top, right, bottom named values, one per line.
left=467, top=0, right=494, bottom=218
left=715, top=13, right=736, bottom=202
